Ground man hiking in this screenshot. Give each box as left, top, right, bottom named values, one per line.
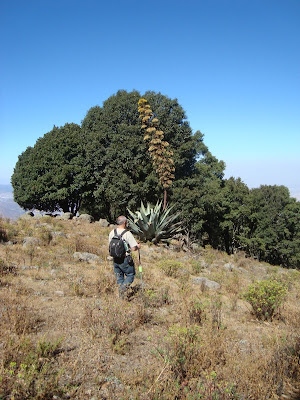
left=108, top=215, right=141, bottom=298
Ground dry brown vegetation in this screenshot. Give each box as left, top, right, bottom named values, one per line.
left=0, top=216, right=299, bottom=399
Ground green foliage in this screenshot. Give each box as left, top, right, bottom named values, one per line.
left=157, top=259, right=183, bottom=278
left=12, top=123, right=90, bottom=214
left=171, top=141, right=226, bottom=247
left=127, top=201, right=182, bottom=244
left=243, top=279, right=288, bottom=320
left=219, top=177, right=250, bottom=254
left=239, top=185, right=300, bottom=268
left=0, top=337, right=67, bottom=399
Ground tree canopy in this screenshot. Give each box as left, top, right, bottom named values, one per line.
left=11, top=90, right=300, bottom=268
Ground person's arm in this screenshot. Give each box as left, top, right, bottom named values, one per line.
left=125, top=231, right=141, bottom=251
left=131, top=242, right=141, bottom=251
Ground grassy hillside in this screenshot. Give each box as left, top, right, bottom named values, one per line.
left=0, top=216, right=299, bottom=399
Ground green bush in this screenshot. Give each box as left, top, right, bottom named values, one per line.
left=243, top=279, right=288, bottom=320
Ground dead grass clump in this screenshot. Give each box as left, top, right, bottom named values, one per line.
left=69, top=277, right=86, bottom=297
left=0, top=224, right=8, bottom=242
left=151, top=326, right=231, bottom=399
left=86, top=299, right=152, bottom=354
left=281, top=305, right=300, bottom=329
left=0, top=293, right=44, bottom=335
left=95, top=270, right=116, bottom=295
left=223, top=271, right=244, bottom=311
left=0, top=258, right=17, bottom=276
left=38, top=226, right=53, bottom=245
left=74, top=237, right=102, bottom=256
left=271, top=334, right=300, bottom=389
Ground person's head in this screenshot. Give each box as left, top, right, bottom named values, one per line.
left=116, top=215, right=127, bottom=227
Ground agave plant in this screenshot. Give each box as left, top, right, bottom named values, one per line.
left=127, top=201, right=182, bottom=244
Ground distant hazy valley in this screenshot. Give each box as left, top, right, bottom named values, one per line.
left=0, top=185, right=24, bottom=219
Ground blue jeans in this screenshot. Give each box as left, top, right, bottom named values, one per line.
left=113, top=256, right=135, bottom=296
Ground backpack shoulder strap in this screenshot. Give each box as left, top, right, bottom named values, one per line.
left=120, top=229, right=128, bottom=238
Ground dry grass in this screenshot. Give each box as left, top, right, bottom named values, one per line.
left=0, top=216, right=299, bottom=399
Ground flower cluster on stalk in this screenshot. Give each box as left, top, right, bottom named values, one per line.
left=138, top=98, right=175, bottom=190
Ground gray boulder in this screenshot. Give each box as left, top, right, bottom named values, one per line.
left=192, top=277, right=221, bottom=290
left=23, top=237, right=40, bottom=248
left=73, top=252, right=101, bottom=263
left=223, top=262, right=236, bottom=271
left=78, top=214, right=94, bottom=223
left=191, top=243, right=202, bottom=252
left=58, top=212, right=73, bottom=220
left=98, top=218, right=110, bottom=227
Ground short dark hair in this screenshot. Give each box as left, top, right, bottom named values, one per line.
left=116, top=216, right=127, bottom=225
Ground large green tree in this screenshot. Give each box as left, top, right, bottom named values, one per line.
left=12, top=123, right=89, bottom=213
left=238, top=185, right=300, bottom=267
left=81, top=90, right=204, bottom=221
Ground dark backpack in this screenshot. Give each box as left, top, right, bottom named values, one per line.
left=109, top=229, right=128, bottom=258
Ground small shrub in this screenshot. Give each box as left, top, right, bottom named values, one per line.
left=243, top=279, right=288, bottom=320
left=161, top=325, right=201, bottom=381
left=70, top=280, right=85, bottom=297
left=25, top=244, right=36, bottom=265
left=39, top=227, right=53, bottom=245
left=139, top=286, right=171, bottom=308
left=190, top=260, right=203, bottom=274
left=158, top=259, right=183, bottom=278
left=0, top=336, right=66, bottom=399
left=188, top=299, right=207, bottom=325
left=203, top=246, right=217, bottom=265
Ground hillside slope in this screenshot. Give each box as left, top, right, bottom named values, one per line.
left=0, top=216, right=299, bottom=399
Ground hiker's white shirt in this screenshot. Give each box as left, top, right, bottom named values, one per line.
left=108, top=228, right=138, bottom=250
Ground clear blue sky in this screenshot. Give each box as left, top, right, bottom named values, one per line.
left=1, top=0, right=299, bottom=198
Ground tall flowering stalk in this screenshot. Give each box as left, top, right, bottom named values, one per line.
left=138, top=98, right=175, bottom=209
